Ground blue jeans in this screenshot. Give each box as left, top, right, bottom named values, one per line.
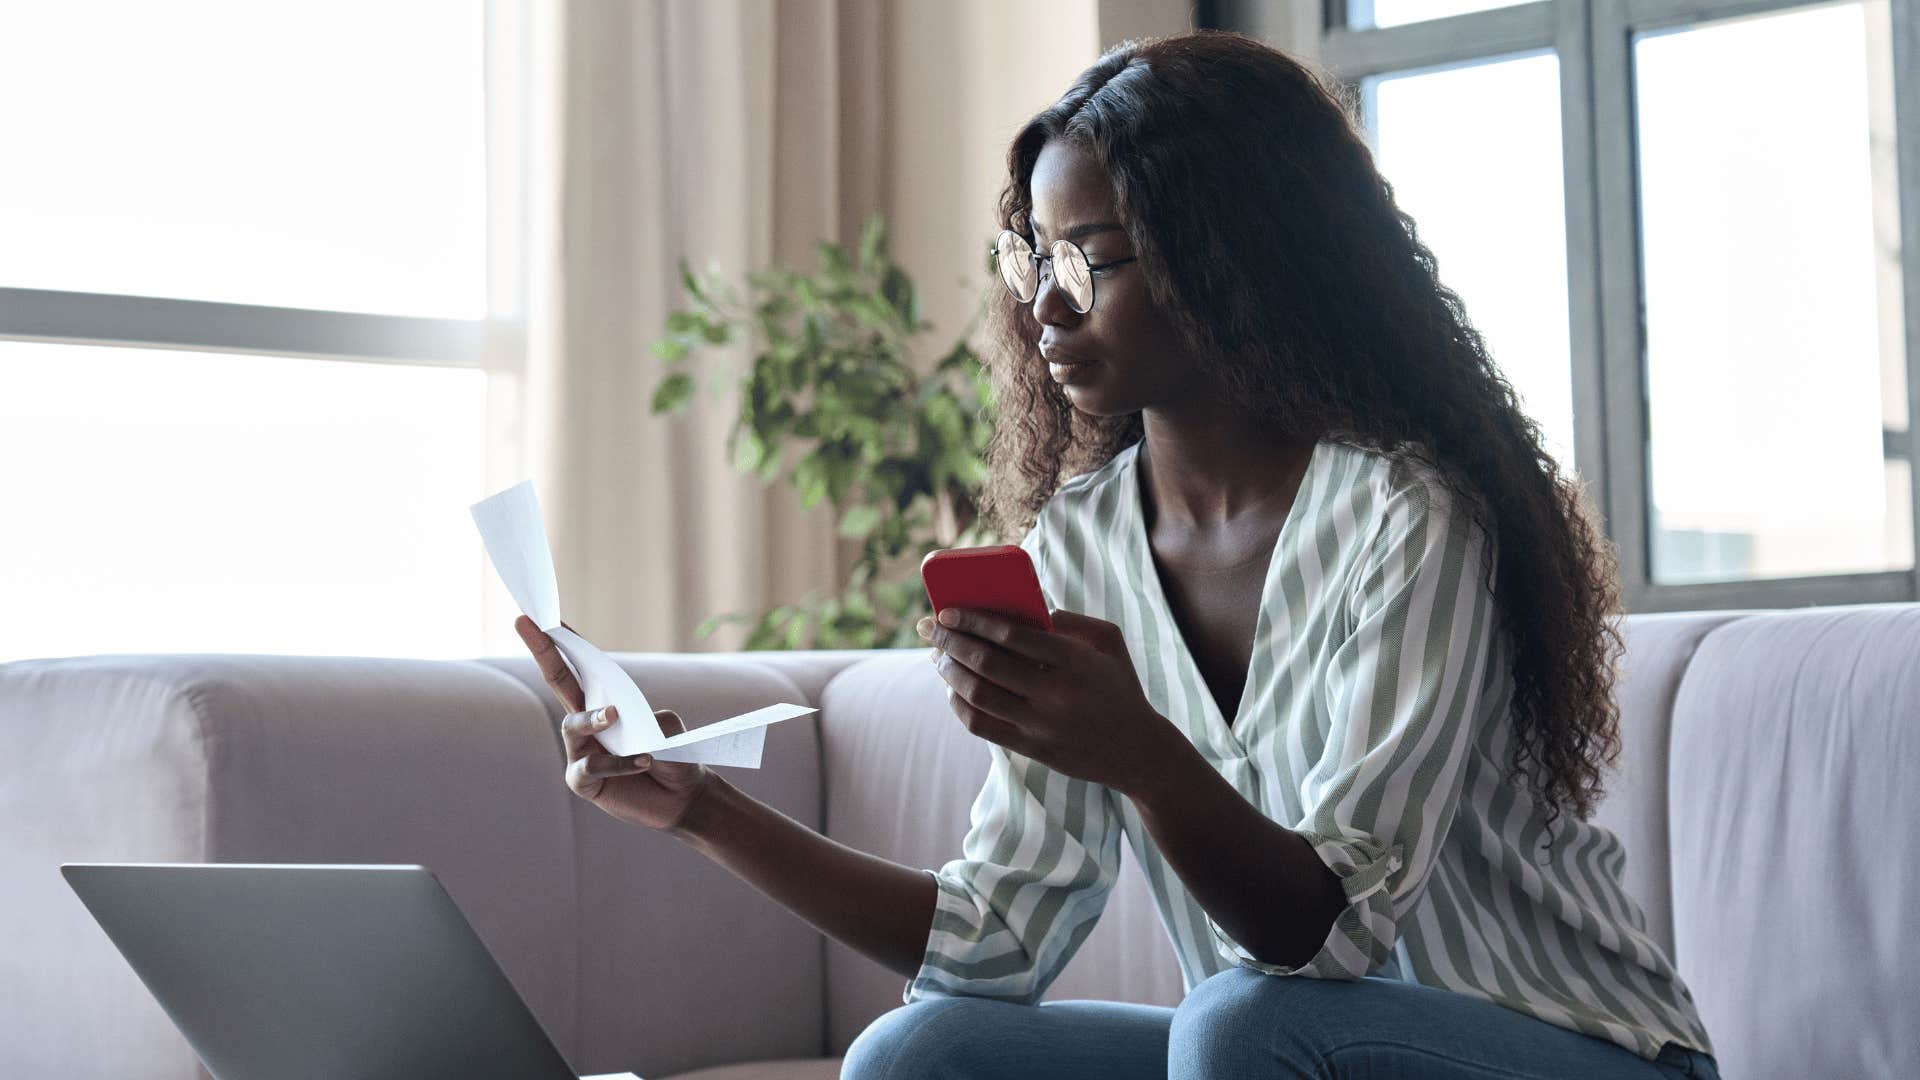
left=843, top=967, right=1719, bottom=1079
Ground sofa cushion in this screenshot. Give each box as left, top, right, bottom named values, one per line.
left=816, top=650, right=1184, bottom=1054
left=1593, top=611, right=1751, bottom=957
left=482, top=652, right=837, bottom=1076
left=1668, top=604, right=1920, bottom=1079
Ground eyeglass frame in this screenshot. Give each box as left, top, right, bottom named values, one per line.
left=989, top=228, right=1139, bottom=315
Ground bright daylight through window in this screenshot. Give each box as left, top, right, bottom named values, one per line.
left=0, top=0, right=492, bottom=661
left=1637, top=0, right=1906, bottom=584
left=1368, top=51, right=1575, bottom=471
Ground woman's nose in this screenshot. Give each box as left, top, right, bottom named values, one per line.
left=1031, top=267, right=1082, bottom=327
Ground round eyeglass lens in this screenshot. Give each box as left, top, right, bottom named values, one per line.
left=996, top=230, right=1037, bottom=303
left=1051, top=239, right=1094, bottom=313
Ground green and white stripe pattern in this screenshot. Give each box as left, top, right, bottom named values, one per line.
left=910, top=439, right=1713, bottom=1062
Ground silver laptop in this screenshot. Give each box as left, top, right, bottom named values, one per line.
left=62, top=863, right=637, bottom=1080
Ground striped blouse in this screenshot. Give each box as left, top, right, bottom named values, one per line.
left=909, top=438, right=1714, bottom=1062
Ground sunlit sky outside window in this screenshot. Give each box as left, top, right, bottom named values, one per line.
left=1637, top=0, right=1905, bottom=582
left=1357, top=1, right=1526, bottom=30
left=0, top=0, right=493, bottom=662
left=0, top=1, right=485, bottom=318
left=0, top=345, right=492, bottom=661
left=1368, top=0, right=1902, bottom=585
left=1371, top=52, right=1576, bottom=472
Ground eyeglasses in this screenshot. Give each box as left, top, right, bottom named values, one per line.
left=991, top=228, right=1139, bottom=315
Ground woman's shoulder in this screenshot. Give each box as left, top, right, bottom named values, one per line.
left=1322, top=439, right=1466, bottom=522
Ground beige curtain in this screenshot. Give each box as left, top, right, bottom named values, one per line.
left=483, top=0, right=877, bottom=653
left=484, top=0, right=1190, bottom=654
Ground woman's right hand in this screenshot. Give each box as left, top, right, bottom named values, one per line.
left=514, top=615, right=713, bottom=832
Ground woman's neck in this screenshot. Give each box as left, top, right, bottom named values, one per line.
left=1138, top=407, right=1318, bottom=529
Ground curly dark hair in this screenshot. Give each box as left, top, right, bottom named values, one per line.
left=978, top=30, right=1624, bottom=826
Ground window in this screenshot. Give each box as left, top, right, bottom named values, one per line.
left=1209, top=0, right=1920, bottom=612
left=0, top=345, right=489, bottom=660
left=0, top=1, right=510, bottom=661
left=1367, top=51, right=1576, bottom=468
left=1635, top=2, right=1905, bottom=585
left=1349, top=1, right=1533, bottom=29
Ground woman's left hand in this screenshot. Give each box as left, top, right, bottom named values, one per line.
left=918, top=606, right=1184, bottom=796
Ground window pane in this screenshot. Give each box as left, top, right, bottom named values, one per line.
left=1637, top=0, right=1907, bottom=584
left=1351, top=1, right=1529, bottom=30
left=0, top=1, right=484, bottom=319
left=0, top=343, right=491, bottom=661
left=1369, top=53, right=1576, bottom=470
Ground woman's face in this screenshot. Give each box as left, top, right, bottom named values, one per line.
left=1025, top=138, right=1190, bottom=417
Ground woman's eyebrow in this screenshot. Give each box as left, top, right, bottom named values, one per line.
left=1030, top=220, right=1128, bottom=243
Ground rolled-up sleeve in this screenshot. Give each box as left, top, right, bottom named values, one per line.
left=1208, top=478, right=1506, bottom=980
left=908, top=519, right=1124, bottom=1003
left=909, top=750, right=1123, bottom=1003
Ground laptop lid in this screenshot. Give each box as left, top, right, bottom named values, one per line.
left=62, top=863, right=580, bottom=1080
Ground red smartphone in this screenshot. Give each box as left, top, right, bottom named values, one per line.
left=920, top=545, right=1054, bottom=632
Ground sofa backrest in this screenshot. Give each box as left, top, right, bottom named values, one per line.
left=1587, top=611, right=1749, bottom=957
left=815, top=650, right=1187, bottom=1052
left=1663, top=604, right=1920, bottom=1080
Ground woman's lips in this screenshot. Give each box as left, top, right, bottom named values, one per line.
left=1044, top=349, right=1099, bottom=384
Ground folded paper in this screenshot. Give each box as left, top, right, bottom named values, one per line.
left=471, top=481, right=815, bottom=768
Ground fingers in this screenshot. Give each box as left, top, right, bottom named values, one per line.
left=921, top=617, right=1049, bottom=699
left=926, top=609, right=1074, bottom=668
left=1045, top=609, right=1126, bottom=653
left=560, top=705, right=619, bottom=758
left=947, top=690, right=1028, bottom=752
left=517, top=615, right=586, bottom=712
left=936, top=649, right=1030, bottom=722
left=559, top=706, right=690, bottom=761
left=564, top=749, right=652, bottom=798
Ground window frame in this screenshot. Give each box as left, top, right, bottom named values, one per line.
left=1203, top=0, right=1920, bottom=612
left=0, top=288, right=485, bottom=368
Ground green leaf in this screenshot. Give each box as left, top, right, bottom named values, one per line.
left=651, top=215, right=997, bottom=654
left=784, top=609, right=813, bottom=650
left=858, top=215, right=887, bottom=273
left=819, top=241, right=854, bottom=284
left=651, top=372, right=695, bottom=414
left=696, top=610, right=752, bottom=639
left=881, top=266, right=915, bottom=326
left=733, top=429, right=766, bottom=474
left=793, top=453, right=829, bottom=509
left=679, top=262, right=708, bottom=306
left=838, top=505, right=882, bottom=539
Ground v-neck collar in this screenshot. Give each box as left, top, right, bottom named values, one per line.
left=1121, top=438, right=1324, bottom=755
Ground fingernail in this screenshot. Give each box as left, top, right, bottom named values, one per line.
left=631, top=755, right=650, bottom=768
left=916, top=617, right=933, bottom=639
left=938, top=609, right=959, bottom=628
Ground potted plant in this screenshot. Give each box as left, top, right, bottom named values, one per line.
left=649, top=215, right=996, bottom=649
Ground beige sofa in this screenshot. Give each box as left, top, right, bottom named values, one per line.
left=4, top=605, right=1917, bottom=1079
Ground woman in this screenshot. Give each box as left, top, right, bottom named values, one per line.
left=516, top=31, right=1719, bottom=1080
